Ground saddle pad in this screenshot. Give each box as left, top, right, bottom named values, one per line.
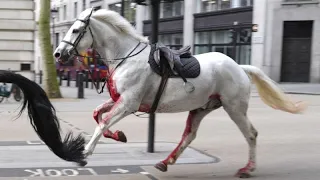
left=148, top=46, right=201, bottom=79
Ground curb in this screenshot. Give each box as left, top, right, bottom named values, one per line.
left=285, top=92, right=320, bottom=95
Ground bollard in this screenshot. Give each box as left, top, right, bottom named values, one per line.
left=78, top=72, right=84, bottom=99
left=67, top=70, right=70, bottom=87
left=96, top=70, right=100, bottom=89
left=91, top=77, right=94, bottom=89
left=39, top=70, right=43, bottom=84
left=76, top=70, right=79, bottom=87
left=85, top=70, right=89, bottom=88
left=59, top=69, right=63, bottom=86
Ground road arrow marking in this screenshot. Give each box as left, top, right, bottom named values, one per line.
left=111, top=168, right=129, bottom=174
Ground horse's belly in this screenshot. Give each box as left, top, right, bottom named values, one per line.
left=139, top=79, right=216, bottom=113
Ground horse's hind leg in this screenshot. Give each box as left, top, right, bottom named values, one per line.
left=223, top=99, right=258, bottom=178
left=155, top=107, right=215, bottom=172
left=93, top=98, right=127, bottom=143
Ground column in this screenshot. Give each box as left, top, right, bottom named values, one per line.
left=135, top=5, right=145, bottom=35
left=183, top=0, right=195, bottom=52
left=251, top=0, right=267, bottom=71
left=232, top=0, right=240, bottom=8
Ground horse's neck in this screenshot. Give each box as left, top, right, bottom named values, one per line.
left=91, top=20, right=138, bottom=58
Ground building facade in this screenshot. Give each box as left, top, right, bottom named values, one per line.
left=34, top=0, right=104, bottom=74
left=36, top=0, right=254, bottom=78
left=0, top=0, right=36, bottom=79
left=252, top=0, right=320, bottom=83
left=105, top=0, right=254, bottom=65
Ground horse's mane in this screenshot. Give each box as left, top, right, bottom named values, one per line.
left=89, top=9, right=149, bottom=43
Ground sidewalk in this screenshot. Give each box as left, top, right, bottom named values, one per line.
left=251, top=83, right=320, bottom=95
left=56, top=82, right=320, bottom=100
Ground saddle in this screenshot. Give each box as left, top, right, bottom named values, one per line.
left=147, top=43, right=201, bottom=115
left=149, top=43, right=201, bottom=80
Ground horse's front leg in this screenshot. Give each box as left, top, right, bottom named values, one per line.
left=93, top=98, right=127, bottom=143
left=81, top=97, right=135, bottom=163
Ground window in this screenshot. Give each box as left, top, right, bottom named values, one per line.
left=194, top=28, right=252, bottom=65
left=55, top=33, right=59, bottom=48
left=94, top=6, right=101, bottom=10
left=240, top=0, right=254, bottom=6
left=74, top=2, right=78, bottom=18
left=109, top=1, right=136, bottom=23
left=58, top=7, right=61, bottom=21
left=161, top=1, right=184, bottom=18
left=196, top=0, right=233, bottom=13
left=21, top=63, right=31, bottom=71
left=63, top=5, right=67, bottom=20
left=158, top=33, right=183, bottom=50
left=82, top=0, right=86, bottom=11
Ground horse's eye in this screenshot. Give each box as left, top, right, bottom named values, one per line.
left=72, top=29, right=79, bottom=33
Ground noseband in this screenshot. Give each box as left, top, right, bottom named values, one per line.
left=61, top=18, right=95, bottom=56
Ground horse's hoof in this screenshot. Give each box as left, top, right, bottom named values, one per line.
left=155, top=161, right=167, bottom=172
left=235, top=171, right=251, bottom=178
left=117, top=131, right=127, bottom=143
left=77, top=160, right=88, bottom=167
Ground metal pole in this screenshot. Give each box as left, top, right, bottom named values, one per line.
left=121, top=0, right=125, bottom=16
left=147, top=0, right=160, bottom=153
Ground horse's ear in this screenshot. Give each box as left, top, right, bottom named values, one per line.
left=86, top=7, right=94, bottom=20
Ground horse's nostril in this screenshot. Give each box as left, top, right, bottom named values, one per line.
left=54, top=52, right=61, bottom=58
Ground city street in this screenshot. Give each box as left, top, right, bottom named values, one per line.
left=0, top=86, right=320, bottom=180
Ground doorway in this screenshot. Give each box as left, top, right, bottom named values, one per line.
left=280, top=21, right=312, bottom=82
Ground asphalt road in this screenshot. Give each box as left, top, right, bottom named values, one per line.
left=0, top=88, right=320, bottom=180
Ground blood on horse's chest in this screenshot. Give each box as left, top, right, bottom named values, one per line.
left=107, top=77, right=120, bottom=102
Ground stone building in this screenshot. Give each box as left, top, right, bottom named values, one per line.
left=0, top=0, right=36, bottom=79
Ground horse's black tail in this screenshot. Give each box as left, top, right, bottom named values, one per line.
left=0, top=70, right=86, bottom=164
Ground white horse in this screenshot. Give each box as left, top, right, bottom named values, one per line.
left=53, top=8, right=307, bottom=178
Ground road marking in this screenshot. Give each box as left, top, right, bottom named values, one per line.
left=24, top=168, right=97, bottom=177
left=0, top=166, right=150, bottom=177
left=111, top=168, right=129, bottom=174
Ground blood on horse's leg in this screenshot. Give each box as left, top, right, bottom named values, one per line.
left=103, top=130, right=127, bottom=143
left=155, top=109, right=212, bottom=172
left=93, top=99, right=127, bottom=143
left=224, top=102, right=257, bottom=178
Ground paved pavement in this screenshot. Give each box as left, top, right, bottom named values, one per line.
left=0, top=83, right=320, bottom=179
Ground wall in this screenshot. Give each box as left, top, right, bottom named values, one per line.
left=252, top=0, right=320, bottom=82
left=0, top=0, right=36, bottom=79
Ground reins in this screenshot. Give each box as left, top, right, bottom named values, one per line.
left=74, top=42, right=148, bottom=95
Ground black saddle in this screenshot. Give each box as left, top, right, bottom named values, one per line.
left=148, top=43, right=201, bottom=80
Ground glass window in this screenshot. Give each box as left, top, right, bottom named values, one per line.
left=74, top=2, right=78, bottom=18
left=195, top=46, right=210, bottom=54
left=194, top=29, right=251, bottom=65
left=240, top=0, right=253, bottom=7
left=195, top=32, right=210, bottom=44
left=211, top=30, right=232, bottom=44
left=237, top=28, right=251, bottom=43
left=82, top=0, right=86, bottom=11
left=63, top=5, right=67, bottom=20
left=172, top=34, right=183, bottom=45
left=161, top=1, right=184, bottom=18
left=109, top=3, right=121, bottom=13
left=212, top=46, right=233, bottom=57
left=159, top=35, right=171, bottom=45
left=109, top=1, right=136, bottom=22
left=221, top=0, right=231, bottom=10
left=197, top=0, right=235, bottom=13
left=199, top=0, right=218, bottom=12
left=237, top=45, right=251, bottom=64
left=158, top=33, right=183, bottom=49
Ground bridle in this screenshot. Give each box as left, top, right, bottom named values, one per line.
left=59, top=8, right=148, bottom=95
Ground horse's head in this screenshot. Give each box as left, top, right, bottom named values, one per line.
left=54, top=8, right=95, bottom=63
